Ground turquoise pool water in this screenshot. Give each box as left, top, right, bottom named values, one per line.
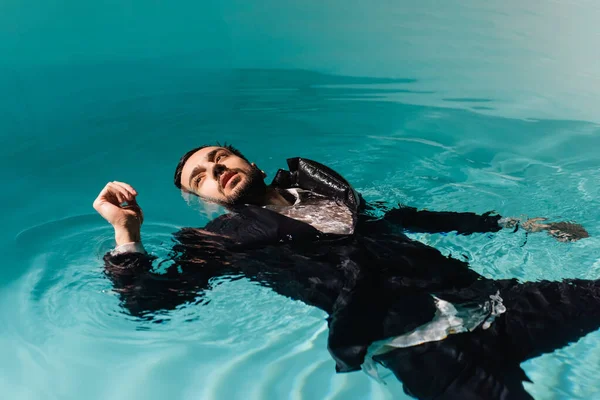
left=2, top=2, right=600, bottom=399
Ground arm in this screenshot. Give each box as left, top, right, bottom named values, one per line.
left=372, top=205, right=589, bottom=241
left=103, top=250, right=194, bottom=317
left=93, top=181, right=144, bottom=248
left=379, top=205, right=503, bottom=235
left=93, top=181, right=222, bottom=317
left=93, top=184, right=337, bottom=317
left=102, top=231, right=231, bottom=317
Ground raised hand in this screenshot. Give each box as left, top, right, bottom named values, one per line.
left=93, top=181, right=143, bottom=245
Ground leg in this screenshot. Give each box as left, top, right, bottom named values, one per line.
left=372, top=331, right=534, bottom=400
left=372, top=279, right=600, bottom=400
left=497, top=278, right=600, bottom=362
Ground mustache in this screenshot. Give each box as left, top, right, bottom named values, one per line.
left=197, top=165, right=265, bottom=207
left=216, top=167, right=246, bottom=191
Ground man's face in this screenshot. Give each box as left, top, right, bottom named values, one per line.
left=179, top=146, right=266, bottom=205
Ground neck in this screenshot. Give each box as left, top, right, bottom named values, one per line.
left=232, top=184, right=293, bottom=207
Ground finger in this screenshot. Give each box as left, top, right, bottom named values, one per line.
left=106, top=183, right=133, bottom=203
left=94, top=182, right=118, bottom=209
left=528, top=217, right=547, bottom=222
left=95, top=182, right=113, bottom=202
left=114, top=190, right=126, bottom=204
left=108, top=183, right=132, bottom=204
left=111, top=181, right=138, bottom=198
left=109, top=182, right=133, bottom=201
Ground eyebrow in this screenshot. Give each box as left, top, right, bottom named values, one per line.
left=187, top=148, right=223, bottom=188
left=206, top=148, right=219, bottom=163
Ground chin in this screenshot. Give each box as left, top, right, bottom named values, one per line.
left=224, top=168, right=266, bottom=205
left=226, top=176, right=245, bottom=194
left=223, top=183, right=247, bottom=203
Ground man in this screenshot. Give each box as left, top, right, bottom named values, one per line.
left=94, top=144, right=594, bottom=400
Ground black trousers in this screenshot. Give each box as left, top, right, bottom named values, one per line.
left=373, top=279, right=600, bottom=400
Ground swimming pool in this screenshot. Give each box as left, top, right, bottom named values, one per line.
left=2, top=2, right=600, bottom=399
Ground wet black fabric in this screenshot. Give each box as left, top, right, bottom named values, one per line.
left=271, top=157, right=363, bottom=214
left=379, top=206, right=502, bottom=235
left=103, top=158, right=600, bottom=400
left=373, top=279, right=600, bottom=400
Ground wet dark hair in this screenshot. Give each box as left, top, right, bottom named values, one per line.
left=173, top=143, right=249, bottom=190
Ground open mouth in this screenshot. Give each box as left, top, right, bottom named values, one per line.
left=220, top=171, right=237, bottom=189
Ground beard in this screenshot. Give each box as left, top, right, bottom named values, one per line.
left=203, top=165, right=267, bottom=206
left=226, top=165, right=267, bottom=205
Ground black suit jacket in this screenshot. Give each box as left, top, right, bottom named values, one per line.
left=104, top=157, right=503, bottom=373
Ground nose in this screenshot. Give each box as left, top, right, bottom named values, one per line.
left=213, top=163, right=226, bottom=180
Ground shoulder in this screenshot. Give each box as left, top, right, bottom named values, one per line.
left=199, top=206, right=320, bottom=246
left=271, top=157, right=364, bottom=213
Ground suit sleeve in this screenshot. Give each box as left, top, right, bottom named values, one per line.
left=379, top=205, right=503, bottom=235
left=102, top=207, right=324, bottom=318
left=103, top=229, right=233, bottom=318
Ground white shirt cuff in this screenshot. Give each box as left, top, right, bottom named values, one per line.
left=111, top=242, right=146, bottom=255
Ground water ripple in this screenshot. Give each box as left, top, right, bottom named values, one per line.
left=7, top=214, right=402, bottom=399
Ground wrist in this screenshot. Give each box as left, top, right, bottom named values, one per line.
left=498, top=217, right=520, bottom=229
left=112, top=241, right=146, bottom=255
left=114, top=226, right=141, bottom=246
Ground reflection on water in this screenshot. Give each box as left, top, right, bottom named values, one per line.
left=3, top=1, right=600, bottom=122
left=11, top=215, right=401, bottom=399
